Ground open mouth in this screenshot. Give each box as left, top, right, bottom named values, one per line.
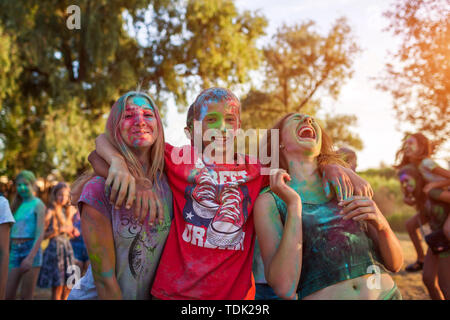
left=297, top=125, right=316, bottom=140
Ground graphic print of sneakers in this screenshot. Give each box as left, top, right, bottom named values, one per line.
left=192, top=170, right=219, bottom=219
left=207, top=186, right=244, bottom=247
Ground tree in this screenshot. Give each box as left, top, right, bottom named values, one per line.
left=0, top=0, right=267, bottom=179
left=182, top=0, right=267, bottom=89
left=380, top=0, right=450, bottom=147
left=241, top=17, right=362, bottom=150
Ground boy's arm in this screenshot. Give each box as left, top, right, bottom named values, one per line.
left=321, top=164, right=373, bottom=201
left=91, top=135, right=163, bottom=224
left=93, top=134, right=136, bottom=211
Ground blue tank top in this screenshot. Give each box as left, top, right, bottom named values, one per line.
left=263, top=188, right=387, bottom=299
left=10, top=197, right=44, bottom=239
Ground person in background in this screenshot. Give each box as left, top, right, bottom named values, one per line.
left=395, top=133, right=450, bottom=273
left=398, top=165, right=450, bottom=299
left=337, top=147, right=357, bottom=172
left=6, top=170, right=46, bottom=300
left=0, top=193, right=15, bottom=299
left=70, top=209, right=89, bottom=277
left=37, top=182, right=76, bottom=300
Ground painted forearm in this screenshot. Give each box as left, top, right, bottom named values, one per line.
left=267, top=202, right=303, bottom=300
left=92, top=268, right=122, bottom=300
left=95, top=134, right=123, bottom=165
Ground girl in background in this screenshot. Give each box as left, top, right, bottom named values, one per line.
left=395, top=133, right=450, bottom=273
left=38, top=182, right=76, bottom=300
left=398, top=165, right=450, bottom=299
left=6, top=170, right=46, bottom=300
left=70, top=209, right=89, bottom=277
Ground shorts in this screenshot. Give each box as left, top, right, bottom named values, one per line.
left=71, top=240, right=89, bottom=263
left=255, top=283, right=282, bottom=300
left=9, top=239, right=43, bottom=269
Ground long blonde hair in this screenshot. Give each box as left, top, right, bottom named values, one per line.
left=105, top=91, right=165, bottom=186
left=72, top=91, right=165, bottom=201
left=48, top=182, right=71, bottom=233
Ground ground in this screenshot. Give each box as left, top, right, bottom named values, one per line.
left=31, top=232, right=430, bottom=300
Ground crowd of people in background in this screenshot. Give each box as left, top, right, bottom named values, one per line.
left=0, top=173, right=89, bottom=300
left=0, top=87, right=448, bottom=300
left=395, top=133, right=450, bottom=299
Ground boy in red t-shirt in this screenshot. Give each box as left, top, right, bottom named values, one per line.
left=90, top=87, right=370, bottom=299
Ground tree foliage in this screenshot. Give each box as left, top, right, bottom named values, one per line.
left=0, top=0, right=266, bottom=180
left=380, top=0, right=450, bottom=147
left=241, top=17, right=362, bottom=150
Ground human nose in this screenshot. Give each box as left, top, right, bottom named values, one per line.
left=134, top=113, right=146, bottom=126
left=303, top=117, right=313, bottom=125
left=219, top=120, right=227, bottom=132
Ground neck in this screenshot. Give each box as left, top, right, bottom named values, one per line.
left=21, top=194, right=34, bottom=201
left=132, top=147, right=151, bottom=173
left=284, top=152, right=330, bottom=204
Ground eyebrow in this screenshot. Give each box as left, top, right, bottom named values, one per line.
left=125, top=104, right=154, bottom=111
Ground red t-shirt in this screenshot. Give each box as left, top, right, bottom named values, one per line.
left=151, top=143, right=268, bottom=300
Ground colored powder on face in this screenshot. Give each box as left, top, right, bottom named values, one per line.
left=130, top=96, right=153, bottom=110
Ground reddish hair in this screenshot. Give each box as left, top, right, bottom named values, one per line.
left=262, top=113, right=348, bottom=173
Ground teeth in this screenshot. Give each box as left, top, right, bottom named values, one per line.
left=298, top=126, right=314, bottom=138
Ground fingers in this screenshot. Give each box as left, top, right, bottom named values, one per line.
left=341, top=206, right=374, bottom=220
left=126, top=178, right=136, bottom=210
left=322, top=173, right=332, bottom=198
left=110, top=177, right=121, bottom=205
left=105, top=171, right=114, bottom=198
left=367, top=185, right=374, bottom=198
left=141, top=192, right=149, bottom=224
left=339, top=196, right=372, bottom=208
left=352, top=212, right=378, bottom=222
left=331, top=178, right=343, bottom=202
left=344, top=176, right=354, bottom=200
left=156, top=196, right=164, bottom=225
left=115, top=175, right=130, bottom=209
left=270, top=169, right=289, bottom=188
left=147, top=192, right=156, bottom=225
left=134, top=191, right=142, bottom=220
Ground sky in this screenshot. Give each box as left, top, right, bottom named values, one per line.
left=162, top=0, right=449, bottom=170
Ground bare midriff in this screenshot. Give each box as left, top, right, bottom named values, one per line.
left=302, top=273, right=395, bottom=300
